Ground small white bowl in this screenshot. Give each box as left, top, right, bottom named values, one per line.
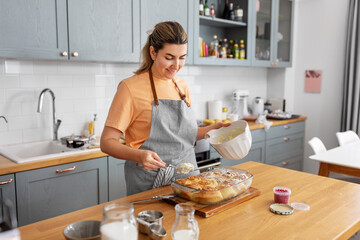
left=206, top=120, right=252, bottom=160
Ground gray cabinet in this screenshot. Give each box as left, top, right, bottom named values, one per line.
left=0, top=0, right=140, bottom=62
left=16, top=158, right=108, bottom=226
left=250, top=0, right=294, bottom=67
left=0, top=174, right=17, bottom=223
left=108, top=157, right=127, bottom=201
left=265, top=122, right=305, bottom=170
left=140, top=0, right=194, bottom=64
left=193, top=0, right=252, bottom=66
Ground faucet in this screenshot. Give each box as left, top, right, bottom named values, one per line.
left=37, top=88, right=61, bottom=141
left=0, top=116, right=7, bottom=123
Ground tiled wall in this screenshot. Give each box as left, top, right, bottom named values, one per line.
left=0, top=59, right=267, bottom=145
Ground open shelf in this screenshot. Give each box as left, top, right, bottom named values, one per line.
left=199, top=16, right=247, bottom=28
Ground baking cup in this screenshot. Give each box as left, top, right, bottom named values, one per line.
left=291, top=202, right=310, bottom=211
left=270, top=203, right=294, bottom=215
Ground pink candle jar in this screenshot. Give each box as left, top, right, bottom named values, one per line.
left=273, top=186, right=291, bottom=204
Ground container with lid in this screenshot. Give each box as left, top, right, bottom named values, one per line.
left=273, top=186, right=291, bottom=204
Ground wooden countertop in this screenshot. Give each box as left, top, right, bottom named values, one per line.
left=18, top=161, right=360, bottom=240
left=0, top=116, right=307, bottom=175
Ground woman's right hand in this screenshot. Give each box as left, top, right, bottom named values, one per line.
left=138, top=150, right=167, bottom=171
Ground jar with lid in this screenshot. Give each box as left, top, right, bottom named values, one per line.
left=100, top=202, right=138, bottom=240
left=172, top=203, right=199, bottom=240
left=235, top=5, right=243, bottom=22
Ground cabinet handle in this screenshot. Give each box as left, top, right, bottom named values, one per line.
left=0, top=179, right=13, bottom=185
left=282, top=161, right=289, bottom=166
left=60, top=51, right=68, bottom=57
left=283, top=125, right=291, bottom=129
left=56, top=166, right=76, bottom=173
left=283, top=137, right=290, bottom=141
left=72, top=52, right=79, bottom=57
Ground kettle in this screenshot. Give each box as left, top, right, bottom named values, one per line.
left=252, top=97, right=264, bottom=116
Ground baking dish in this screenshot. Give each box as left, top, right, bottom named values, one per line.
left=171, top=167, right=253, bottom=205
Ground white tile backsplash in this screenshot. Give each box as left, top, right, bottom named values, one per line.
left=0, top=59, right=267, bottom=145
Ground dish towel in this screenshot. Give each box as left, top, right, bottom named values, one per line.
left=152, top=167, right=175, bottom=188
left=256, top=114, right=273, bottom=132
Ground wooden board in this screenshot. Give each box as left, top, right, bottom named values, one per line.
left=163, top=187, right=261, bottom=218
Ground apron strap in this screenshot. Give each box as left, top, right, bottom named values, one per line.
left=149, top=69, right=159, bottom=106
left=149, top=69, right=190, bottom=107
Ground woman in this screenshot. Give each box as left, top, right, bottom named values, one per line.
left=101, top=21, right=229, bottom=195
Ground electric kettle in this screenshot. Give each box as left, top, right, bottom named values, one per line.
left=252, top=97, right=264, bottom=116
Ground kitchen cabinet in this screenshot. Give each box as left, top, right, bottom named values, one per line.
left=0, top=0, right=140, bottom=62
left=0, top=174, right=17, bottom=224
left=140, top=0, right=194, bottom=64
left=108, top=157, right=127, bottom=201
left=250, top=0, right=294, bottom=67
left=193, top=0, right=252, bottom=66
left=265, top=121, right=305, bottom=170
left=16, top=157, right=108, bottom=226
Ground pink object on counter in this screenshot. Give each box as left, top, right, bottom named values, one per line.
left=273, top=186, right=291, bottom=204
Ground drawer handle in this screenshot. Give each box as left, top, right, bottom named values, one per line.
left=284, top=125, right=291, bottom=129
left=0, top=179, right=13, bottom=185
left=72, top=52, right=79, bottom=57
left=56, top=166, right=76, bottom=173
left=282, top=161, right=289, bottom=166
left=283, top=137, right=290, bottom=141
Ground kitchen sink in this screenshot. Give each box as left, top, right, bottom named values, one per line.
left=0, top=140, right=99, bottom=163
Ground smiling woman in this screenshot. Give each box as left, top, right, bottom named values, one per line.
left=100, top=21, right=229, bottom=196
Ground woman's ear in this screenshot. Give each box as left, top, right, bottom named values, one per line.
left=149, top=46, right=157, bottom=61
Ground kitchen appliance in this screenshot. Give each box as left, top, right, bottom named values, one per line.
left=194, top=139, right=221, bottom=171
left=252, top=97, right=264, bottom=116
left=232, top=90, right=250, bottom=119
left=267, top=98, right=286, bottom=112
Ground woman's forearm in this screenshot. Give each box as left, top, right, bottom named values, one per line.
left=100, top=137, right=142, bottom=163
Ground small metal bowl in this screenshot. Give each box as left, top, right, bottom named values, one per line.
left=148, top=223, right=167, bottom=240
left=137, top=210, right=163, bottom=234
left=63, top=220, right=101, bottom=240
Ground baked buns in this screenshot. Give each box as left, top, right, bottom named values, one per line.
left=172, top=167, right=252, bottom=204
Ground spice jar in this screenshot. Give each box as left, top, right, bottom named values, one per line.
left=100, top=202, right=138, bottom=240
left=172, top=203, right=199, bottom=240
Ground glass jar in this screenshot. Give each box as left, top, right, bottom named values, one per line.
left=172, top=203, right=199, bottom=240
left=100, top=201, right=138, bottom=240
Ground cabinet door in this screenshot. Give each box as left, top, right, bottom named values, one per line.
left=68, top=0, right=140, bottom=62
left=16, top=158, right=108, bottom=226
left=0, top=174, right=17, bottom=224
left=0, top=0, right=68, bottom=60
left=140, top=0, right=194, bottom=64
left=108, top=157, right=127, bottom=201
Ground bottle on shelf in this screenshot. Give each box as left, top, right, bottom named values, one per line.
left=232, top=40, right=239, bottom=59
left=199, top=0, right=204, bottom=16
left=210, top=35, right=219, bottom=58
left=240, top=40, right=246, bottom=60
left=210, top=4, right=216, bottom=18
left=204, top=0, right=210, bottom=17
left=228, top=3, right=235, bottom=20
left=220, top=46, right=227, bottom=58
left=222, top=0, right=230, bottom=19
left=227, top=40, right=234, bottom=58
left=235, top=5, right=243, bottom=22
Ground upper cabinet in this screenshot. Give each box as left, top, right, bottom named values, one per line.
left=193, top=0, right=252, bottom=66
left=250, top=0, right=294, bottom=67
left=0, top=0, right=140, bottom=62
left=140, top=0, right=194, bottom=64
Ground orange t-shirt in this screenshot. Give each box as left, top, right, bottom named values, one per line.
left=105, top=71, right=191, bottom=149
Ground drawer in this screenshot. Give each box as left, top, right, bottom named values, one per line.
left=265, top=133, right=304, bottom=164
left=266, top=121, right=305, bottom=140
left=273, top=155, right=303, bottom=171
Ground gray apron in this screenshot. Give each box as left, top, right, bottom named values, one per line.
left=124, top=71, right=198, bottom=196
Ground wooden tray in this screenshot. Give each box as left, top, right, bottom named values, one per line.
left=163, top=187, right=261, bottom=218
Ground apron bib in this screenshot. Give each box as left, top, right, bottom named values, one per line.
left=124, top=72, right=198, bottom=196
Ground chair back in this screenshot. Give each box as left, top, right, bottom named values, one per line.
left=308, top=137, right=327, bottom=154
left=336, top=130, right=360, bottom=146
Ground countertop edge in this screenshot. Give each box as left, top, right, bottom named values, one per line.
left=0, top=116, right=307, bottom=175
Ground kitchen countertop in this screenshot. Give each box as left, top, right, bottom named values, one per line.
left=18, top=161, right=360, bottom=240
left=0, top=116, right=307, bottom=175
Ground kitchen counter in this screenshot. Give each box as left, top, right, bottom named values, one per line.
left=0, top=116, right=307, bottom=175
left=18, top=161, right=360, bottom=240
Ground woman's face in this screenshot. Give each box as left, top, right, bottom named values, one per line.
left=150, top=43, right=187, bottom=80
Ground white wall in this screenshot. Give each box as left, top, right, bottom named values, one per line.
left=0, top=59, right=267, bottom=145
left=288, top=0, right=349, bottom=174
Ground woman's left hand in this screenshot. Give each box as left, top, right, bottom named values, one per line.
left=197, top=121, right=231, bottom=140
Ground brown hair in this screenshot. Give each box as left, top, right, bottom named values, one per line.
left=135, top=21, right=188, bottom=75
